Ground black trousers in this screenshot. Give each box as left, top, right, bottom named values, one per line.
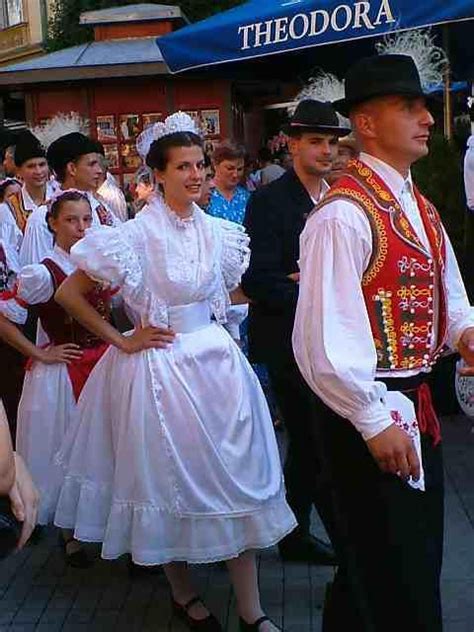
left=312, top=395, right=444, bottom=632
left=266, top=353, right=336, bottom=538
left=0, top=340, right=24, bottom=444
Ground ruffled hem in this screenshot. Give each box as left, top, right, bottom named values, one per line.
left=54, top=475, right=296, bottom=565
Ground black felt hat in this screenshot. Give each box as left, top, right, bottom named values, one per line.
left=285, top=99, right=351, bottom=136
left=334, top=54, right=426, bottom=117
left=14, top=130, right=45, bottom=167
left=47, top=132, right=100, bottom=175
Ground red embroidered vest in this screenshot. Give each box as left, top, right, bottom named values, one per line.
left=36, top=258, right=111, bottom=400
left=318, top=159, right=448, bottom=373
left=38, top=258, right=111, bottom=348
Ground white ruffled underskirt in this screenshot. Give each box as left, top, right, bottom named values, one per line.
left=55, top=475, right=295, bottom=565
left=16, top=361, right=77, bottom=525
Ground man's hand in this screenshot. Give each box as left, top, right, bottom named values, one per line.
left=287, top=272, right=300, bottom=283
left=9, top=454, right=39, bottom=549
left=121, top=325, right=175, bottom=354
left=458, top=327, right=474, bottom=376
left=366, top=423, right=420, bottom=481
left=38, top=344, right=83, bottom=365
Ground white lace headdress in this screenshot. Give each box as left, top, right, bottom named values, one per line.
left=136, top=111, right=201, bottom=160
left=376, top=28, right=448, bottom=91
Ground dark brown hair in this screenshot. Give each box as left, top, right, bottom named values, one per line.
left=146, top=132, right=203, bottom=171
left=211, top=140, right=246, bottom=165
left=46, top=190, right=91, bottom=234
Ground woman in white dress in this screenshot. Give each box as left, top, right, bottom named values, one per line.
left=0, top=190, right=112, bottom=567
left=53, top=113, right=296, bottom=632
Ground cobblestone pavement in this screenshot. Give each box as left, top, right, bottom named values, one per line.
left=0, top=415, right=473, bottom=631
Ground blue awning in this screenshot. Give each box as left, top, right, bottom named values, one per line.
left=159, top=0, right=474, bottom=73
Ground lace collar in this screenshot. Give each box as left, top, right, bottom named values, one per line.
left=163, top=199, right=196, bottom=230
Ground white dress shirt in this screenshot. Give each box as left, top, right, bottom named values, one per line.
left=464, top=135, right=474, bottom=211
left=19, top=183, right=56, bottom=267
left=293, top=153, right=474, bottom=440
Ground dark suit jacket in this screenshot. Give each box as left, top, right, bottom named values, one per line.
left=242, top=169, right=315, bottom=363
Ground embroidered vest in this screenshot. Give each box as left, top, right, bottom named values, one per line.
left=6, top=191, right=31, bottom=233
left=38, top=258, right=111, bottom=348
left=317, top=159, right=448, bottom=373
left=94, top=199, right=114, bottom=226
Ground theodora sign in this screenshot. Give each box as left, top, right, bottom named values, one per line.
left=238, top=0, right=395, bottom=50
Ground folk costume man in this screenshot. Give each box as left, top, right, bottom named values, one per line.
left=0, top=131, right=55, bottom=266
left=293, top=55, right=474, bottom=630
left=46, top=132, right=121, bottom=228
left=242, top=100, right=350, bottom=564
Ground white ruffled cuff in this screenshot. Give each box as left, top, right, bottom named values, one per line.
left=219, top=221, right=250, bottom=291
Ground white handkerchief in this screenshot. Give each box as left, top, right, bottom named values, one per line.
left=384, top=391, right=425, bottom=492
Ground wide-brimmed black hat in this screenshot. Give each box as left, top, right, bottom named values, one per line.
left=285, top=99, right=351, bottom=137
left=47, top=132, right=100, bottom=175
left=14, top=130, right=46, bottom=167
left=334, top=54, right=426, bottom=117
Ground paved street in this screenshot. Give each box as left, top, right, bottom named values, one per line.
left=0, top=414, right=473, bottom=631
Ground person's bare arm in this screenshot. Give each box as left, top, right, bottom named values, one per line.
left=458, top=327, right=474, bottom=376
left=55, top=270, right=175, bottom=353
left=0, top=313, right=82, bottom=364
left=230, top=286, right=250, bottom=305
left=0, top=402, right=15, bottom=495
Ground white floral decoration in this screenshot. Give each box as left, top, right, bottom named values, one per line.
left=31, top=112, right=90, bottom=149
left=136, top=111, right=201, bottom=160
left=290, top=71, right=345, bottom=114
left=375, top=28, right=448, bottom=91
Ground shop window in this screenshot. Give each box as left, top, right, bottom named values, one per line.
left=0, top=0, right=24, bottom=29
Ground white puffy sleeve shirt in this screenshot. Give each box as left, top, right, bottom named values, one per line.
left=292, top=154, right=474, bottom=441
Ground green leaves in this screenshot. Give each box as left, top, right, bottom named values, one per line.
left=46, top=0, right=245, bottom=52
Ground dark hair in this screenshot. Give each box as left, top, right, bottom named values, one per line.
left=258, top=147, right=273, bottom=163
left=0, top=178, right=21, bottom=202
left=46, top=190, right=91, bottom=234
left=146, top=132, right=203, bottom=171
left=212, top=140, right=245, bottom=165
left=54, top=159, right=77, bottom=184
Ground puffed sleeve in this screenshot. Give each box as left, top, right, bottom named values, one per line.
left=0, top=264, right=53, bottom=324
left=217, top=219, right=250, bottom=291
left=70, top=225, right=136, bottom=286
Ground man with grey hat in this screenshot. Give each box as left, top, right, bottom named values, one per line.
left=293, top=54, right=474, bottom=630
left=242, top=100, right=350, bottom=565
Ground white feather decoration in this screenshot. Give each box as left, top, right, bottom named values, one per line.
left=375, top=29, right=448, bottom=90
left=31, top=112, right=90, bottom=149
left=291, top=71, right=345, bottom=113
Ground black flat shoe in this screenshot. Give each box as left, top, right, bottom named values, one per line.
left=239, top=616, right=280, bottom=631
left=172, top=596, right=222, bottom=631
left=59, top=534, right=92, bottom=569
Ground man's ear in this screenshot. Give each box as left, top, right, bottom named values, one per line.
left=66, top=160, right=77, bottom=180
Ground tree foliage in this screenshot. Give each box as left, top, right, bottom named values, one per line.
left=46, top=0, right=245, bottom=52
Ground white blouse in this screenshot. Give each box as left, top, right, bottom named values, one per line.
left=0, top=245, right=75, bottom=325
left=70, top=196, right=250, bottom=328
left=293, top=153, right=474, bottom=441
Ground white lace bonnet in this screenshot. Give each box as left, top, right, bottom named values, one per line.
left=136, top=111, right=201, bottom=160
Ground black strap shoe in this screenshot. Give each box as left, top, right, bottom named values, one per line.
left=172, top=596, right=222, bottom=631
left=239, top=615, right=280, bottom=630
